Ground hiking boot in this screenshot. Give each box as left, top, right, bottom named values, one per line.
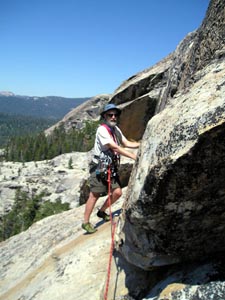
left=81, top=222, right=97, bottom=234
left=97, top=210, right=110, bottom=222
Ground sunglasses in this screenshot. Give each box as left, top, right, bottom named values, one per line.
left=106, top=113, right=118, bottom=117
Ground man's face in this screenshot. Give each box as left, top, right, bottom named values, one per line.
left=104, top=109, right=118, bottom=127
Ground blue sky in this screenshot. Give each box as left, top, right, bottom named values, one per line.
left=1, top=0, right=210, bottom=98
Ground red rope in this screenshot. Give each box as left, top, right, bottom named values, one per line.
left=104, top=167, right=117, bottom=300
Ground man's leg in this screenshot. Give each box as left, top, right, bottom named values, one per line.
left=99, top=187, right=122, bottom=212
left=83, top=192, right=100, bottom=224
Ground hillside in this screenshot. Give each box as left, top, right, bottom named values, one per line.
left=0, top=93, right=90, bottom=119
left=0, top=92, right=91, bottom=148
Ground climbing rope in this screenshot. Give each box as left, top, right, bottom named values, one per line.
left=104, top=167, right=117, bottom=300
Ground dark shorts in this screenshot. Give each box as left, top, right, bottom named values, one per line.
left=89, top=162, right=121, bottom=196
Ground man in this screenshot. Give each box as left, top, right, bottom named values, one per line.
left=82, top=103, right=140, bottom=234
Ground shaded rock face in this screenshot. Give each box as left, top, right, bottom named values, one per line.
left=118, top=96, right=158, bottom=141
left=143, top=258, right=225, bottom=300
left=111, top=56, right=173, bottom=140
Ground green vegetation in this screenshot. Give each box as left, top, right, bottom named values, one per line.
left=0, top=113, right=58, bottom=147
left=4, top=120, right=100, bottom=162
left=0, top=189, right=70, bottom=242
left=68, top=156, right=73, bottom=169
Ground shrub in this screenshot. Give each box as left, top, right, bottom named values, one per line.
left=0, top=190, right=70, bottom=241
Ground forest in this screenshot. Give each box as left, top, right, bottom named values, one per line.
left=0, top=189, right=70, bottom=241
left=4, top=120, right=100, bottom=162
left=0, top=113, right=57, bottom=147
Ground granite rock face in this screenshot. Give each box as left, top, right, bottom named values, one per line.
left=0, top=195, right=129, bottom=300
left=0, top=152, right=90, bottom=215
left=115, top=0, right=225, bottom=297
left=119, top=59, right=225, bottom=268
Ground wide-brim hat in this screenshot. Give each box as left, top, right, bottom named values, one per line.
left=100, top=103, right=121, bottom=117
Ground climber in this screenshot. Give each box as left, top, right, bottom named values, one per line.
left=82, top=103, right=140, bottom=233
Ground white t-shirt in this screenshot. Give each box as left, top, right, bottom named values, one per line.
left=93, top=125, right=124, bottom=162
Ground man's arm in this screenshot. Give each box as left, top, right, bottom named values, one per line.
left=121, top=136, right=140, bottom=149
left=106, top=140, right=139, bottom=160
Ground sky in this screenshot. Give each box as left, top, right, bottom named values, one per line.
left=1, top=0, right=210, bottom=98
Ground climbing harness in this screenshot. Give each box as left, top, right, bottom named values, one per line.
left=103, top=167, right=118, bottom=300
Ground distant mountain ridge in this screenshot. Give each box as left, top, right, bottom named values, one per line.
left=0, top=92, right=91, bottom=119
